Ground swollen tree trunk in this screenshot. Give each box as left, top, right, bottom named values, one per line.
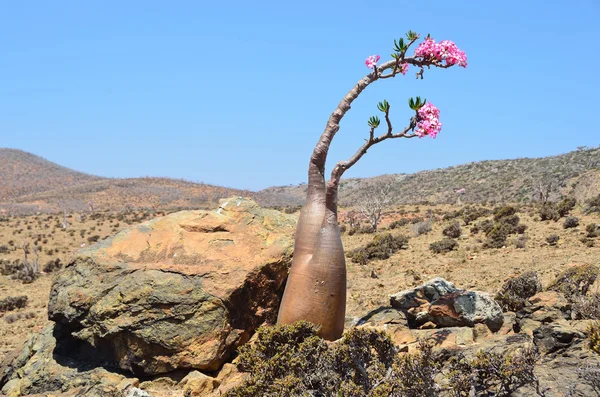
left=277, top=44, right=456, bottom=340
left=277, top=72, right=378, bottom=340
left=277, top=159, right=347, bottom=339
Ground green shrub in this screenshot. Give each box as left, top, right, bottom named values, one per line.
left=548, top=264, right=599, bottom=297
left=538, top=203, right=560, bottom=221
left=463, top=206, right=490, bottom=225
left=493, top=206, right=517, bottom=221
left=228, top=323, right=442, bottom=397
left=442, top=222, right=461, bottom=238
left=563, top=216, right=579, bottom=229
left=348, top=233, right=409, bottom=265
left=557, top=197, right=576, bottom=217
left=582, top=238, right=596, bottom=247
left=494, top=271, right=542, bottom=312
left=430, top=238, right=458, bottom=254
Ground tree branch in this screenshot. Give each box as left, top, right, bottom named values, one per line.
left=329, top=118, right=417, bottom=187
left=309, top=55, right=452, bottom=180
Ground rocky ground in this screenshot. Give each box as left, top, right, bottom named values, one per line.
left=1, top=197, right=599, bottom=396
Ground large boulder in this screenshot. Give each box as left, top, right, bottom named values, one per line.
left=390, top=278, right=504, bottom=332
left=47, top=197, right=296, bottom=376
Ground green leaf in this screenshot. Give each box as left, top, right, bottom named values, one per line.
left=377, top=99, right=390, bottom=113
left=368, top=116, right=381, bottom=128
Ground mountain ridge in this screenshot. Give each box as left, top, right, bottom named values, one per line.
left=1, top=146, right=599, bottom=214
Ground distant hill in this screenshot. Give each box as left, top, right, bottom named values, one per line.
left=255, top=147, right=600, bottom=207
left=0, top=149, right=102, bottom=201
left=0, top=149, right=248, bottom=214
left=2, top=147, right=599, bottom=214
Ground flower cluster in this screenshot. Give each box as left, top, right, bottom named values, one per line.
left=400, top=63, right=409, bottom=75
left=415, top=102, right=442, bottom=138
left=365, top=55, right=380, bottom=69
left=414, top=38, right=467, bottom=67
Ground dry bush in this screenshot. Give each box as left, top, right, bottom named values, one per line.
left=442, top=222, right=462, bottom=239
left=447, top=348, right=541, bottom=397
left=563, top=216, right=579, bottom=229
left=545, top=234, right=560, bottom=246
left=3, top=311, right=36, bottom=324
left=548, top=264, right=599, bottom=297
left=588, top=322, right=600, bottom=354
left=0, top=259, right=24, bottom=276
left=578, top=363, right=600, bottom=395
left=0, top=295, right=28, bottom=312
left=494, top=271, right=542, bottom=312
left=228, top=322, right=545, bottom=397
left=538, top=202, right=560, bottom=221
left=348, top=233, right=409, bottom=265
left=513, top=235, right=527, bottom=249
left=572, top=294, right=600, bottom=320
left=430, top=238, right=458, bottom=254
left=462, top=206, right=490, bottom=225
left=410, top=220, right=432, bottom=237
left=585, top=194, right=600, bottom=214
left=43, top=258, right=62, bottom=273
left=586, top=223, right=600, bottom=238
left=228, top=323, right=442, bottom=397
left=557, top=197, right=577, bottom=217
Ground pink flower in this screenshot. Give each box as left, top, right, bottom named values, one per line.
left=365, top=55, right=381, bottom=69
left=415, top=102, right=442, bottom=138
left=456, top=188, right=466, bottom=194
left=400, top=63, right=409, bottom=75
left=414, top=38, right=467, bottom=68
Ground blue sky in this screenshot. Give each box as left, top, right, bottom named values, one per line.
left=1, top=1, right=599, bottom=190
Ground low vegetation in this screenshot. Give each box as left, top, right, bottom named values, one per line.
left=227, top=322, right=543, bottom=397
left=0, top=295, right=28, bottom=312
left=429, top=238, right=458, bottom=254
left=494, top=271, right=542, bottom=312
left=348, top=233, right=409, bottom=265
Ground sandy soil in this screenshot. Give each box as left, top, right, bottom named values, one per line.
left=1, top=205, right=599, bottom=362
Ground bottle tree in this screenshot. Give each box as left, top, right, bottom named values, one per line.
left=277, top=32, right=467, bottom=340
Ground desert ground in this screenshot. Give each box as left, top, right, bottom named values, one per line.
left=2, top=202, right=598, bottom=362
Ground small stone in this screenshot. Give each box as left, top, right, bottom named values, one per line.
left=473, top=323, right=492, bottom=341
left=183, top=372, right=221, bottom=397
left=419, top=321, right=437, bottom=329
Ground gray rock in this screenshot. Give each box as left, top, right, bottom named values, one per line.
left=533, top=323, right=585, bottom=355
left=0, top=324, right=139, bottom=396
left=390, top=278, right=503, bottom=331
left=390, top=277, right=457, bottom=310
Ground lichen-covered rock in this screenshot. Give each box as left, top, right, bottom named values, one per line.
left=47, top=197, right=296, bottom=376
left=429, top=291, right=504, bottom=332
left=390, top=277, right=457, bottom=311
left=389, top=278, right=504, bottom=331
left=0, top=325, right=138, bottom=397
